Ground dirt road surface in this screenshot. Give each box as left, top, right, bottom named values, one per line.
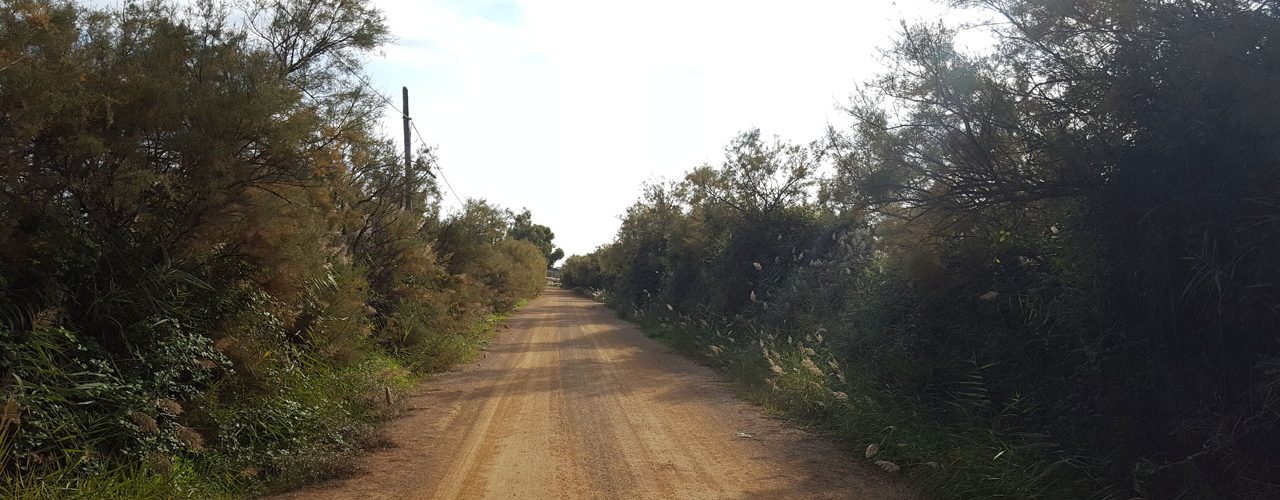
left=277, top=289, right=915, bottom=499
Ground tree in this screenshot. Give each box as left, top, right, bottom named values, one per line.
left=0, top=1, right=552, bottom=491
left=434, top=199, right=511, bottom=275
left=826, top=0, right=1280, bottom=495
left=508, top=208, right=564, bottom=268
left=681, top=129, right=820, bottom=216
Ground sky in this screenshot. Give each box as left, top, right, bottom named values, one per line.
left=72, top=0, right=987, bottom=258
left=360, top=0, right=975, bottom=258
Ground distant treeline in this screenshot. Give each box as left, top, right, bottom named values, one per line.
left=0, top=0, right=559, bottom=496
left=564, top=1, right=1280, bottom=497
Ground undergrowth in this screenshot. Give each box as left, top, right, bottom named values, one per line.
left=620, top=304, right=1115, bottom=499
left=0, top=308, right=513, bottom=498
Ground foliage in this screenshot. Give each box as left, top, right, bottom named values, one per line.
left=509, top=208, right=565, bottom=269
left=576, top=2, right=1280, bottom=493
left=559, top=250, right=614, bottom=292
left=0, top=0, right=552, bottom=496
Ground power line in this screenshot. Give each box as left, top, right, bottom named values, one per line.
left=431, top=151, right=466, bottom=208
left=413, top=128, right=466, bottom=209
left=349, top=73, right=467, bottom=209
left=351, top=71, right=402, bottom=115
left=403, top=116, right=464, bottom=208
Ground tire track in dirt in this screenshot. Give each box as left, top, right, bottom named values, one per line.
left=274, top=289, right=916, bottom=499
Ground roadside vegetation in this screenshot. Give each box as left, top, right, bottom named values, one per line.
left=0, top=0, right=558, bottom=496
left=563, top=1, right=1280, bottom=498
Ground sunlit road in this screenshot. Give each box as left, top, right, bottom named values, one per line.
left=276, top=288, right=914, bottom=499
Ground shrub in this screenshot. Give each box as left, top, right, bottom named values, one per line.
left=0, top=0, right=559, bottom=496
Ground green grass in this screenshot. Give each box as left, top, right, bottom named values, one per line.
left=1, top=307, right=524, bottom=499
left=1, top=457, right=240, bottom=500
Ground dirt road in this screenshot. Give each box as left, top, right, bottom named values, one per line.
left=278, top=289, right=914, bottom=499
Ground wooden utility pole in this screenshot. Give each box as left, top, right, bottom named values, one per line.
left=402, top=86, right=412, bottom=210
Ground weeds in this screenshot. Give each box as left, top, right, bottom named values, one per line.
left=633, top=309, right=1116, bottom=499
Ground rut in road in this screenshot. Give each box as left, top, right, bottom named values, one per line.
left=276, top=289, right=916, bottom=499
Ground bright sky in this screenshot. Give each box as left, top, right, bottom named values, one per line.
left=365, top=0, right=979, bottom=258
left=81, top=0, right=979, bottom=258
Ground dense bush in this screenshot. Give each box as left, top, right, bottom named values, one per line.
left=575, top=1, right=1280, bottom=497
left=559, top=251, right=614, bottom=292
left=0, top=0, right=551, bottom=496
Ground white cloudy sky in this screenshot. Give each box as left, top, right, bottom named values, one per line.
left=360, top=0, right=973, bottom=258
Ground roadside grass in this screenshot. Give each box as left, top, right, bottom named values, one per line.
left=0, top=309, right=519, bottom=499
left=241, top=310, right=514, bottom=496
left=1, top=458, right=241, bottom=500
left=623, top=307, right=1113, bottom=499
left=0, top=348, right=407, bottom=499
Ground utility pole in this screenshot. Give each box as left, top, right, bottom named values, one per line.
left=402, top=86, right=412, bottom=211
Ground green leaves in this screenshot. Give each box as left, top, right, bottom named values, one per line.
left=508, top=209, right=563, bottom=269
left=0, top=0, right=547, bottom=494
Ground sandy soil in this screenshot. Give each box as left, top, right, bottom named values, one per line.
left=274, top=289, right=916, bottom=499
